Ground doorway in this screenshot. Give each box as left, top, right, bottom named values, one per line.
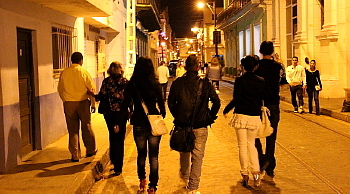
left=17, top=28, right=35, bottom=156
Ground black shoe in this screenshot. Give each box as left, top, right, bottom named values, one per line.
left=86, top=150, right=98, bottom=157
left=71, top=158, right=79, bottom=162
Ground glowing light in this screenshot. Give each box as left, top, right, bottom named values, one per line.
left=197, top=2, right=205, bottom=9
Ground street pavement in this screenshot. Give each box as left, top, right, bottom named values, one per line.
left=1, top=77, right=350, bottom=194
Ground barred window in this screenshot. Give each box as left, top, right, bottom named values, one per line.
left=52, top=23, right=77, bottom=78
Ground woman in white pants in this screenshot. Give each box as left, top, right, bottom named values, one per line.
left=223, top=55, right=266, bottom=187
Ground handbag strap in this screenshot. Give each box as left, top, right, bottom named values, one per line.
left=189, top=78, right=204, bottom=127
left=133, top=81, right=149, bottom=115
left=316, top=76, right=320, bottom=85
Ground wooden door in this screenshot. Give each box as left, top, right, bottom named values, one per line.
left=17, top=28, right=35, bottom=156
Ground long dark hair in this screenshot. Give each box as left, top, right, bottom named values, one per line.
left=130, top=56, right=159, bottom=99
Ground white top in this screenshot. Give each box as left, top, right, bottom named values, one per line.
left=207, top=65, right=222, bottom=80
left=157, top=65, right=170, bottom=84
left=286, top=65, right=306, bottom=86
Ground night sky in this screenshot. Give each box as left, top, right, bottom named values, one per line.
left=165, top=0, right=223, bottom=38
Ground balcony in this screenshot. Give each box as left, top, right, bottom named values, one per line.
left=217, top=0, right=262, bottom=28
left=136, top=0, right=161, bottom=32
left=26, top=0, right=111, bottom=17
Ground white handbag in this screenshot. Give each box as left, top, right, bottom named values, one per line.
left=141, top=101, right=168, bottom=136
left=258, top=103, right=273, bottom=138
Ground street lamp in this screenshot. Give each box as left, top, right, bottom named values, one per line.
left=197, top=1, right=220, bottom=57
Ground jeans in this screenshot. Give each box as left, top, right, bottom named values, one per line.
left=306, top=87, right=320, bottom=114
left=235, top=127, right=259, bottom=174
left=160, top=82, right=168, bottom=101
left=103, top=111, right=126, bottom=173
left=179, top=127, right=208, bottom=191
left=133, top=126, right=162, bottom=190
left=255, top=104, right=280, bottom=175
left=290, top=85, right=304, bottom=107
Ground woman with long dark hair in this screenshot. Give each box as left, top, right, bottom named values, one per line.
left=96, top=61, right=129, bottom=176
left=306, top=60, right=322, bottom=115
left=117, top=57, right=165, bottom=194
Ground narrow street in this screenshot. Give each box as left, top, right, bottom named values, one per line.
left=89, top=81, right=350, bottom=194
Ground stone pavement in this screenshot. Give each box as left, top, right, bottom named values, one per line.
left=0, top=77, right=349, bottom=194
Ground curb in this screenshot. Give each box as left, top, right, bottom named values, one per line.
left=69, top=149, right=110, bottom=194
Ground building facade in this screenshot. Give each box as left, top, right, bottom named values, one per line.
left=219, top=0, right=350, bottom=100
left=0, top=0, right=126, bottom=172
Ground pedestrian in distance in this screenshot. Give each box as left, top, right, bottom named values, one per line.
left=95, top=61, right=130, bottom=176
left=306, top=60, right=322, bottom=115
left=206, top=57, right=222, bottom=90
left=286, top=56, right=307, bottom=113
left=223, top=55, right=266, bottom=187
left=176, top=61, right=186, bottom=78
left=57, top=52, right=97, bottom=162
left=168, top=54, right=221, bottom=194
left=157, top=61, right=170, bottom=101
left=117, top=56, right=166, bottom=194
left=254, top=41, right=284, bottom=184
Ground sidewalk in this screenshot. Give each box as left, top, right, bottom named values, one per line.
left=222, top=76, right=350, bottom=123
left=0, top=112, right=113, bottom=194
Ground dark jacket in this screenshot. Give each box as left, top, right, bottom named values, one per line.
left=254, top=59, right=283, bottom=106
left=223, top=72, right=266, bottom=116
left=168, top=71, right=221, bottom=128
left=118, top=79, right=165, bottom=128
left=306, top=69, right=322, bottom=88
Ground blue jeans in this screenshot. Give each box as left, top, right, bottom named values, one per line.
left=255, top=104, right=280, bottom=175
left=180, top=127, right=208, bottom=191
left=133, top=126, right=161, bottom=190
left=306, top=87, right=320, bottom=114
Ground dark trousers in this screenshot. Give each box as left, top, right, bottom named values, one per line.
left=306, top=87, right=320, bottom=114
left=103, top=111, right=126, bottom=173
left=290, top=85, right=304, bottom=107
left=255, top=104, right=280, bottom=175
left=133, top=126, right=162, bottom=189
left=160, top=82, right=168, bottom=101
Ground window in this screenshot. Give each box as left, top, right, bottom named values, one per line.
left=286, top=1, right=297, bottom=66
left=52, top=23, right=76, bottom=78
left=319, top=0, right=324, bottom=28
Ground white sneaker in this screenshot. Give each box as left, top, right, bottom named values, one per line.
left=187, top=190, right=201, bottom=194
left=298, top=106, right=304, bottom=113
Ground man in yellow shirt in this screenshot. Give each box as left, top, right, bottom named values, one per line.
left=58, top=52, right=97, bottom=162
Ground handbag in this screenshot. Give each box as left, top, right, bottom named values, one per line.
left=257, top=102, right=273, bottom=138
left=135, top=83, right=168, bottom=136
left=169, top=126, right=196, bottom=152
left=315, top=77, right=321, bottom=91
left=141, top=100, right=168, bottom=136
left=169, top=78, right=203, bottom=152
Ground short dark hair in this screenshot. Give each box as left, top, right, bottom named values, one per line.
left=185, top=54, right=199, bottom=71
left=241, top=55, right=260, bottom=71
left=71, top=52, right=83, bottom=63
left=293, top=56, right=298, bottom=61
left=259, top=41, right=274, bottom=55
